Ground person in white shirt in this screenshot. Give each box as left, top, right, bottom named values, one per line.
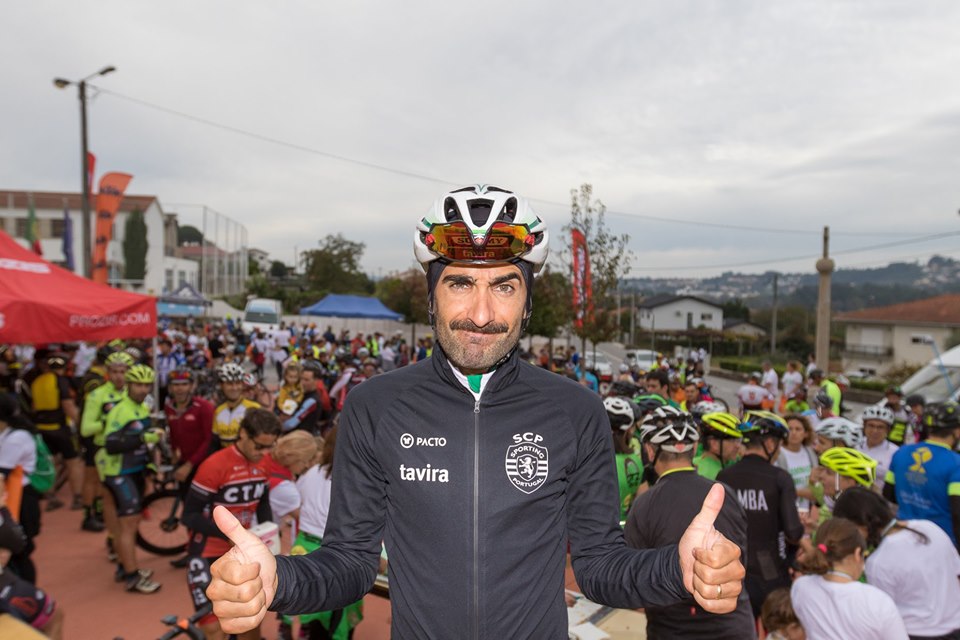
left=781, top=361, right=804, bottom=404
left=776, top=415, right=818, bottom=513
left=805, top=353, right=817, bottom=378
left=737, top=372, right=773, bottom=415
left=791, top=516, right=908, bottom=640
left=834, top=487, right=960, bottom=640
left=71, top=342, right=97, bottom=379
left=761, top=361, right=780, bottom=401
left=856, top=406, right=899, bottom=493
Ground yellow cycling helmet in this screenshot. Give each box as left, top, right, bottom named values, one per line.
left=125, top=364, right=156, bottom=384
left=105, top=351, right=135, bottom=368
left=741, top=410, right=789, bottom=439
left=819, top=447, right=878, bottom=488
left=700, top=412, right=743, bottom=439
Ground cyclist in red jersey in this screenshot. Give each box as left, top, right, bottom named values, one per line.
left=182, top=408, right=280, bottom=640
left=163, top=367, right=214, bottom=487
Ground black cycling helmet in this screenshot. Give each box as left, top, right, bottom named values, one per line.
left=740, top=410, right=790, bottom=442
left=609, top=380, right=640, bottom=398
left=904, top=394, right=925, bottom=408
left=632, top=393, right=668, bottom=417
left=813, top=389, right=833, bottom=409
left=922, top=402, right=960, bottom=432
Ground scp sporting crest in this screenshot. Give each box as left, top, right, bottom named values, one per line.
left=505, top=440, right=549, bottom=494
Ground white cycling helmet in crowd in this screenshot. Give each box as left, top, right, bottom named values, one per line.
left=638, top=406, right=700, bottom=453
left=217, top=362, right=246, bottom=383
left=815, top=416, right=863, bottom=448
left=604, top=396, right=638, bottom=431
left=414, top=185, right=549, bottom=275
left=860, top=405, right=894, bottom=426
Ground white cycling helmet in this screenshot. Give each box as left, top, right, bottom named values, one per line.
left=414, top=185, right=549, bottom=275
left=604, top=396, right=637, bottom=431
left=639, top=406, right=700, bottom=452
left=815, top=416, right=863, bottom=448
left=860, top=405, right=894, bottom=426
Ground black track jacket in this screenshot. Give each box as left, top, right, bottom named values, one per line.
left=271, top=346, right=687, bottom=639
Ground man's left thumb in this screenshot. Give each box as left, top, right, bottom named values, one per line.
left=690, top=483, right=725, bottom=536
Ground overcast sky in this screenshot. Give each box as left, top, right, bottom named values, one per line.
left=4, top=1, right=960, bottom=280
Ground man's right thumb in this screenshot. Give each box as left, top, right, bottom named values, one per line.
left=213, top=505, right=260, bottom=552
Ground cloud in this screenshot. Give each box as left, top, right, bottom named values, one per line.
left=3, top=1, right=960, bottom=279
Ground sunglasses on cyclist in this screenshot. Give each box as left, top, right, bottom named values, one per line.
left=249, top=439, right=275, bottom=451
left=423, top=221, right=536, bottom=263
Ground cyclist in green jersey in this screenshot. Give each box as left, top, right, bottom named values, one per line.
left=604, top=396, right=644, bottom=524
left=95, top=364, right=163, bottom=594
left=79, top=351, right=133, bottom=533
left=694, top=412, right=743, bottom=481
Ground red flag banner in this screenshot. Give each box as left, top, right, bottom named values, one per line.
left=571, top=227, right=592, bottom=329
left=86, top=152, right=96, bottom=195
left=91, top=172, right=133, bottom=285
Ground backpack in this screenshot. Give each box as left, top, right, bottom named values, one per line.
left=30, top=434, right=55, bottom=493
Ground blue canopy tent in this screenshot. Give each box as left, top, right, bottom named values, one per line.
left=157, top=283, right=212, bottom=317
left=299, top=294, right=404, bottom=320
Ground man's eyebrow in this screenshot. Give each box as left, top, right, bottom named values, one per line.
left=442, top=274, right=475, bottom=285
left=490, top=273, right=522, bottom=286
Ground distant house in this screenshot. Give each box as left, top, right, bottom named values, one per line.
left=836, top=294, right=960, bottom=375
left=637, top=294, right=723, bottom=332
left=723, top=318, right=768, bottom=340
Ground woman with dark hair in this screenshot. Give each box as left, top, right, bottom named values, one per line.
left=0, top=394, right=40, bottom=584
left=791, top=517, right=908, bottom=639
left=834, top=488, right=960, bottom=640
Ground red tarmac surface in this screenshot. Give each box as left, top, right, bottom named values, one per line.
left=32, top=485, right=392, bottom=640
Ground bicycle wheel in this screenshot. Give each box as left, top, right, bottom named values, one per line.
left=137, top=488, right=189, bottom=556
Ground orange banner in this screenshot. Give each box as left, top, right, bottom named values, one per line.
left=91, top=172, right=133, bottom=284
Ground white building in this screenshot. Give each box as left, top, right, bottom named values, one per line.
left=836, top=294, right=960, bottom=376
left=249, top=248, right=270, bottom=274
left=0, top=190, right=248, bottom=297
left=637, top=294, right=724, bottom=332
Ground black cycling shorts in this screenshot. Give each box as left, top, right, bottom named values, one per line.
left=187, top=555, right=219, bottom=625
left=0, top=569, right=56, bottom=629
left=38, top=428, right=78, bottom=460
left=80, top=436, right=98, bottom=467
left=102, top=474, right=145, bottom=517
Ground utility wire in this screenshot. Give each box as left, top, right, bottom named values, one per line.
left=96, top=86, right=952, bottom=239
left=630, top=230, right=960, bottom=271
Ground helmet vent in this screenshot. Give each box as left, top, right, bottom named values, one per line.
left=467, top=198, right=493, bottom=227
left=443, top=197, right=463, bottom=222
left=498, top=197, right=518, bottom=224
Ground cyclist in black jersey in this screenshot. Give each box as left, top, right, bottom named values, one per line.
left=717, top=410, right=804, bottom=619
left=624, top=407, right=756, bottom=639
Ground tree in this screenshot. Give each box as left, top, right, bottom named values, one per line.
left=248, top=257, right=261, bottom=276
left=177, top=224, right=204, bottom=246
left=528, top=267, right=572, bottom=342
left=269, top=260, right=288, bottom=278
left=301, top=233, right=374, bottom=294
left=562, top=184, right=632, bottom=369
left=721, top=298, right=751, bottom=322
left=377, top=267, right=430, bottom=344
left=123, top=208, right=149, bottom=282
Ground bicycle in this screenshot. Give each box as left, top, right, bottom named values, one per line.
left=136, top=420, right=190, bottom=556
left=113, top=603, right=212, bottom=640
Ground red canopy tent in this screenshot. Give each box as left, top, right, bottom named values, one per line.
left=0, top=230, right=156, bottom=344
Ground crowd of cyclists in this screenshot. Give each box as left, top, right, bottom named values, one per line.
left=1, top=318, right=959, bottom=639
left=604, top=357, right=960, bottom=639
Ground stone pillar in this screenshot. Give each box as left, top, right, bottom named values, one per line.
left=815, top=226, right=834, bottom=372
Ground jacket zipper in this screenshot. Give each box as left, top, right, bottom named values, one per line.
left=473, top=396, right=481, bottom=640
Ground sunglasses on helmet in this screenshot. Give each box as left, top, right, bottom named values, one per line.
left=423, top=221, right=536, bottom=263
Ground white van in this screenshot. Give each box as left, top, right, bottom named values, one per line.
left=900, top=344, right=960, bottom=403
left=241, top=298, right=282, bottom=334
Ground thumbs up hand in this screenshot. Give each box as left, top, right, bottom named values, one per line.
left=677, top=483, right=745, bottom=614
left=206, top=506, right=279, bottom=633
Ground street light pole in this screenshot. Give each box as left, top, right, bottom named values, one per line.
left=53, top=65, right=116, bottom=278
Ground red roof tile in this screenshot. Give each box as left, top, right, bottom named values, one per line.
left=0, top=189, right=157, bottom=213
left=835, top=294, right=960, bottom=326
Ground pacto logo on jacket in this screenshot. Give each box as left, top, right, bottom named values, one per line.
left=506, top=433, right=549, bottom=494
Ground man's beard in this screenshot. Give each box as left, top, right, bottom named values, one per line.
left=435, top=312, right=521, bottom=373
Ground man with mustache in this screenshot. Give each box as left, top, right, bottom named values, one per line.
left=206, top=185, right=745, bottom=639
